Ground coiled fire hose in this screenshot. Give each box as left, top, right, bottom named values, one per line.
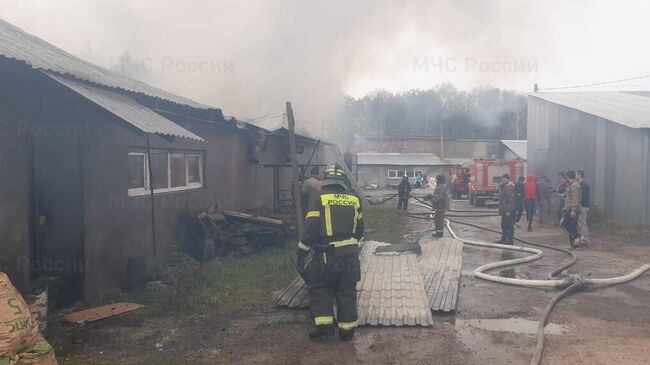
left=402, top=198, right=650, bottom=365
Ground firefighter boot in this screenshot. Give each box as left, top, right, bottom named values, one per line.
left=309, top=325, right=335, bottom=339
left=339, top=328, right=355, bottom=342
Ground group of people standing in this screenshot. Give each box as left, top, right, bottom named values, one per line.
left=498, top=170, right=590, bottom=249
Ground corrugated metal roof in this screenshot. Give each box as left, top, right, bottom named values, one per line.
left=419, top=235, right=463, bottom=312
left=530, top=92, right=650, bottom=129
left=0, top=18, right=213, bottom=110
left=48, top=73, right=205, bottom=141
left=357, top=152, right=451, bottom=166
left=500, top=140, right=527, bottom=160
left=276, top=241, right=434, bottom=326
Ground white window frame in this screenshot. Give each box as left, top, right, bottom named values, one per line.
left=128, top=152, right=149, bottom=196
left=186, top=154, right=204, bottom=189
left=388, top=169, right=424, bottom=180
left=128, top=150, right=204, bottom=197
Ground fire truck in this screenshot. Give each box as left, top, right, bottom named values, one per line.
left=469, top=159, right=525, bottom=207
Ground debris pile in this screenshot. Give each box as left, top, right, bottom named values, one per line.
left=0, top=273, right=58, bottom=365
left=197, top=203, right=290, bottom=259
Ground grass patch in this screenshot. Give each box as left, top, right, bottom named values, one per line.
left=363, top=204, right=414, bottom=244
left=139, top=241, right=296, bottom=316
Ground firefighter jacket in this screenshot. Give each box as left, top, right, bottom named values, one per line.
left=299, top=184, right=364, bottom=256
left=563, top=180, right=582, bottom=213
left=430, top=184, right=450, bottom=211
left=499, top=181, right=516, bottom=214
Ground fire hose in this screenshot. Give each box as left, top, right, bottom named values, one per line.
left=366, top=193, right=399, bottom=205
left=402, top=199, right=650, bottom=365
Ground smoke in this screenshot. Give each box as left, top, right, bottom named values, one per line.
left=1, top=0, right=649, bottom=136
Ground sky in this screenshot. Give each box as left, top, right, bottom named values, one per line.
left=1, top=0, right=649, bottom=128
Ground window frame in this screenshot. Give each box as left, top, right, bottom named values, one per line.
left=128, top=149, right=204, bottom=197
left=127, top=152, right=148, bottom=196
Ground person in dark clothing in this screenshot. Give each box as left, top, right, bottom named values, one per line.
left=576, top=170, right=590, bottom=244
left=514, top=176, right=525, bottom=223
left=297, top=162, right=364, bottom=341
left=497, top=174, right=516, bottom=244
left=424, top=174, right=450, bottom=237
left=524, top=173, right=537, bottom=232
left=397, top=176, right=411, bottom=211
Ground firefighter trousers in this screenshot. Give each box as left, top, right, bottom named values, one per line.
left=308, top=250, right=360, bottom=334
left=434, top=209, right=445, bottom=236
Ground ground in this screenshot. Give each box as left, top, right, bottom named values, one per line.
left=47, top=191, right=650, bottom=365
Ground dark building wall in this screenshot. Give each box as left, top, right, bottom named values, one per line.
left=528, top=96, right=650, bottom=224
left=79, top=107, right=264, bottom=297
left=0, top=58, right=89, bottom=291
left=0, top=122, right=31, bottom=288
left=0, top=57, right=277, bottom=296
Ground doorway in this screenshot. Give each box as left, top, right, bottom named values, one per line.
left=30, top=124, right=85, bottom=304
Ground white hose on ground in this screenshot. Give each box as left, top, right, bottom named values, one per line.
left=445, top=219, right=569, bottom=288
left=446, top=219, right=650, bottom=291
left=404, top=210, right=650, bottom=365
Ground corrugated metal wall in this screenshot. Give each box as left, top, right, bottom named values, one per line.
left=528, top=96, right=650, bottom=224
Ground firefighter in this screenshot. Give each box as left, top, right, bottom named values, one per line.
left=425, top=174, right=450, bottom=237
left=397, top=175, right=411, bottom=211
left=296, top=162, right=364, bottom=341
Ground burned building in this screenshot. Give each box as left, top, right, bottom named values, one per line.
left=0, top=19, right=338, bottom=300
left=528, top=92, right=650, bottom=224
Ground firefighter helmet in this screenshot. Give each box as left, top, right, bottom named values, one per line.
left=323, top=162, right=349, bottom=190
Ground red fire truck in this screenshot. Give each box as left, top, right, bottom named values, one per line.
left=469, top=159, right=525, bottom=207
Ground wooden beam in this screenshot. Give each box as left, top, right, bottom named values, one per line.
left=286, top=102, right=304, bottom=239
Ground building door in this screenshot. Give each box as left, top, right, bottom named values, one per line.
left=31, top=128, right=84, bottom=303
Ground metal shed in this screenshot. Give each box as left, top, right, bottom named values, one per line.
left=527, top=92, right=650, bottom=224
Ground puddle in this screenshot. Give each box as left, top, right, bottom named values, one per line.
left=455, top=318, right=568, bottom=335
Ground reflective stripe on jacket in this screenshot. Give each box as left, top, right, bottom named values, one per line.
left=301, top=185, right=364, bottom=256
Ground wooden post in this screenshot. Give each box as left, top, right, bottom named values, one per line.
left=286, top=102, right=304, bottom=239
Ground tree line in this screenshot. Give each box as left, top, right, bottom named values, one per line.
left=334, top=84, right=527, bottom=141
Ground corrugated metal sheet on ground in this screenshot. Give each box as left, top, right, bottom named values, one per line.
left=418, top=235, right=463, bottom=312
left=276, top=241, right=434, bottom=326
left=0, top=18, right=213, bottom=110
left=47, top=73, right=205, bottom=142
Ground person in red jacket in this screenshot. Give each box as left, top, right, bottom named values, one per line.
left=524, top=173, right=537, bottom=232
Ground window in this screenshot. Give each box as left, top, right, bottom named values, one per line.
left=128, top=150, right=204, bottom=196
left=150, top=152, right=169, bottom=189
left=128, top=152, right=147, bottom=194
left=388, top=169, right=425, bottom=179
left=187, top=154, right=202, bottom=187
left=170, top=153, right=187, bottom=188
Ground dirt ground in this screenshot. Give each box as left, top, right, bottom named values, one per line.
left=48, top=191, right=650, bottom=365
